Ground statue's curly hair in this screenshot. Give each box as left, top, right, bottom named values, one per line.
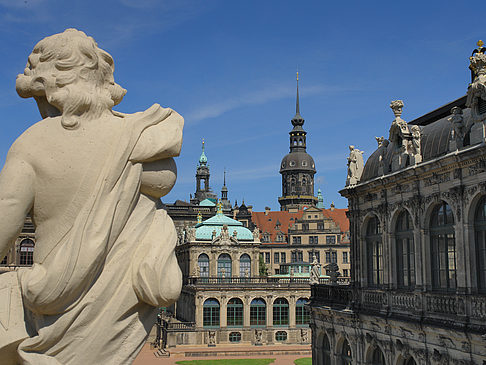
left=16, top=28, right=126, bottom=129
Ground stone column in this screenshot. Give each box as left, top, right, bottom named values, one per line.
left=211, top=253, right=217, bottom=276
left=220, top=296, right=227, bottom=328
left=266, top=295, right=273, bottom=328
left=414, top=227, right=423, bottom=290
left=289, top=295, right=296, bottom=327
left=244, top=295, right=250, bottom=327
left=454, top=221, right=467, bottom=294
left=196, top=295, right=204, bottom=328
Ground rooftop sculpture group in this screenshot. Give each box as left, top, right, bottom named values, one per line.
left=0, top=29, right=183, bottom=364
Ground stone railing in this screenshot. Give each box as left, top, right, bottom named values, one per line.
left=186, top=276, right=350, bottom=287
left=165, top=321, right=196, bottom=332
left=310, top=285, right=486, bottom=327
left=311, top=284, right=355, bottom=308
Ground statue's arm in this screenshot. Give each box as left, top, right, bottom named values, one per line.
left=0, top=144, right=35, bottom=260
left=130, top=110, right=184, bottom=163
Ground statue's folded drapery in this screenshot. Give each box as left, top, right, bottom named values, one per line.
left=7, top=104, right=183, bottom=364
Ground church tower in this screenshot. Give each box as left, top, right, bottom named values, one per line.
left=278, top=73, right=317, bottom=211
left=192, top=139, right=217, bottom=204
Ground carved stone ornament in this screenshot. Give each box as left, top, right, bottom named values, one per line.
left=346, top=145, right=364, bottom=186
left=186, top=227, right=196, bottom=242
left=310, top=258, right=321, bottom=285
left=467, top=41, right=486, bottom=125
left=0, top=29, right=184, bottom=364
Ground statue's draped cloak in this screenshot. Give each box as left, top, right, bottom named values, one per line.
left=14, top=104, right=182, bottom=364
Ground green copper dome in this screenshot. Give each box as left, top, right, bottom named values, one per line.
left=195, top=205, right=253, bottom=241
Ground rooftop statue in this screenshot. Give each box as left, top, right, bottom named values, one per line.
left=0, top=29, right=183, bottom=364
left=345, top=145, right=364, bottom=186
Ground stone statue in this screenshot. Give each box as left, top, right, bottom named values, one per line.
left=254, top=329, right=263, bottom=345
left=301, top=328, right=308, bottom=343
left=220, top=224, right=230, bottom=240
left=448, top=106, right=466, bottom=150
left=346, top=145, right=364, bottom=186
left=244, top=268, right=250, bottom=278
left=409, top=125, right=422, bottom=164
left=211, top=229, right=217, bottom=240
left=0, top=29, right=183, bottom=364
left=310, top=258, right=321, bottom=285
left=208, top=330, right=216, bottom=346
left=375, top=136, right=385, bottom=147
left=221, top=268, right=226, bottom=278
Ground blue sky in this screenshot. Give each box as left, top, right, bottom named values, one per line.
left=0, top=0, right=484, bottom=211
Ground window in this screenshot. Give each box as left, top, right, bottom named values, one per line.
left=430, top=202, right=456, bottom=291
left=273, top=298, right=289, bottom=326
left=309, top=236, right=318, bottom=244
left=396, top=211, right=415, bottom=288
left=281, top=252, right=286, bottom=263
left=275, top=331, right=287, bottom=341
left=291, top=250, right=303, bottom=263
left=292, top=236, right=302, bottom=245
left=343, top=269, right=349, bottom=277
left=340, top=339, right=352, bottom=365
left=250, top=298, right=266, bottom=326
left=274, top=252, right=279, bottom=263
left=302, top=224, right=309, bottom=231
left=474, top=196, right=486, bottom=292
left=296, top=298, right=310, bottom=325
left=317, top=223, right=324, bottom=230
left=217, top=254, right=232, bottom=277
left=308, top=251, right=320, bottom=263
left=262, top=234, right=270, bottom=243
left=19, top=239, right=34, bottom=266
left=342, top=252, right=349, bottom=264
left=203, top=298, right=220, bottom=328
left=227, top=298, right=243, bottom=327
left=322, top=335, right=331, bottom=364
left=198, top=254, right=209, bottom=277
left=239, top=254, right=251, bottom=277
left=326, top=235, right=336, bottom=244
left=331, top=252, right=337, bottom=263
left=371, top=347, right=385, bottom=365
left=265, top=252, right=270, bottom=264
left=229, top=332, right=241, bottom=343
left=366, top=216, right=383, bottom=287
left=325, top=252, right=331, bottom=263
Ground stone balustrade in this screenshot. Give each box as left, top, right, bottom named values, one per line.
left=310, top=284, right=486, bottom=328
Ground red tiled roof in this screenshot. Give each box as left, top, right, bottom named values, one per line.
left=322, top=208, right=349, bottom=233
left=252, top=207, right=349, bottom=244
left=251, top=210, right=303, bottom=243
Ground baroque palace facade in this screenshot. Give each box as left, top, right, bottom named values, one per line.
left=310, top=43, right=486, bottom=364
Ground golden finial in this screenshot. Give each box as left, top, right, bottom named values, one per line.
left=296, top=71, right=299, bottom=81
left=217, top=200, right=223, bottom=214
left=197, top=211, right=202, bottom=224
left=478, top=40, right=484, bottom=48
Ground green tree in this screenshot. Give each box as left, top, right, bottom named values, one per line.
left=259, top=254, right=268, bottom=277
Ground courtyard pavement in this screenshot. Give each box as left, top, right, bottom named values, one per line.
left=133, top=343, right=312, bottom=365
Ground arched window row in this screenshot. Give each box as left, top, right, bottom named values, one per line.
left=361, top=199, right=486, bottom=292
left=196, top=253, right=252, bottom=278
left=201, top=296, right=310, bottom=328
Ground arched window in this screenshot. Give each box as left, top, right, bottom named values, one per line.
left=404, top=357, right=417, bottom=365
left=474, top=196, right=486, bottom=291
left=430, top=202, right=456, bottom=291
left=273, top=298, right=289, bottom=326
left=298, top=139, right=303, bottom=146
left=396, top=211, right=415, bottom=288
left=203, top=298, right=220, bottom=328
left=339, top=339, right=352, bottom=365
left=322, top=334, right=331, bottom=365
left=371, top=347, right=385, bottom=365
left=217, top=254, right=232, bottom=277
left=19, top=238, right=35, bottom=266
left=239, top=254, right=251, bottom=277
left=366, top=216, right=383, bottom=286
left=227, top=298, right=243, bottom=327
left=250, top=298, right=266, bottom=327
left=296, top=298, right=310, bottom=325
left=198, top=254, right=209, bottom=277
